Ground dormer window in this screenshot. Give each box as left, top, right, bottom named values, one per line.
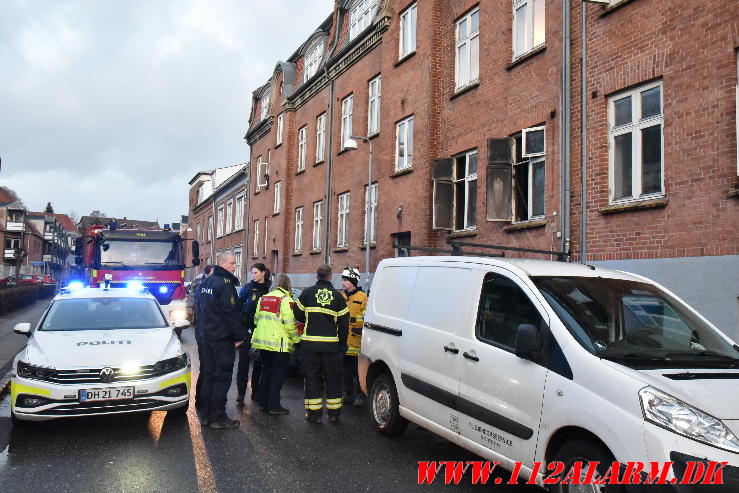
left=349, top=0, right=379, bottom=41
left=260, top=89, right=271, bottom=121
left=303, top=41, right=324, bottom=82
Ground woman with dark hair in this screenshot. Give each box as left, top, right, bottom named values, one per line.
left=236, top=263, right=271, bottom=404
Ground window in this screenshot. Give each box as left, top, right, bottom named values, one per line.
left=216, top=204, right=224, bottom=237
left=234, top=249, right=242, bottom=283
left=253, top=220, right=259, bottom=257
left=256, top=156, right=269, bottom=192
left=349, top=0, right=379, bottom=40
left=513, top=127, right=545, bottom=221
left=316, top=113, right=326, bottom=162
left=196, top=223, right=202, bottom=243
left=312, top=201, right=323, bottom=251
left=207, top=215, right=213, bottom=242
left=303, top=41, right=324, bottom=82
left=476, top=272, right=543, bottom=350
left=399, top=3, right=417, bottom=59
left=337, top=192, right=350, bottom=247
left=225, top=199, right=233, bottom=234
left=368, top=76, right=381, bottom=136
left=273, top=181, right=282, bottom=214
left=395, top=116, right=414, bottom=172
left=295, top=207, right=304, bottom=252
left=364, top=183, right=378, bottom=244
left=298, top=126, right=307, bottom=172
left=263, top=217, right=268, bottom=255
left=341, top=95, right=353, bottom=148
left=455, top=8, right=479, bottom=90
left=5, top=238, right=20, bottom=249
left=235, top=193, right=244, bottom=230
left=454, top=151, right=478, bottom=230
left=512, top=0, right=545, bottom=60
left=260, top=89, right=271, bottom=121
left=608, top=81, right=664, bottom=203
left=276, top=113, right=284, bottom=146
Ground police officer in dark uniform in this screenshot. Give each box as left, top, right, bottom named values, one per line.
left=293, top=264, right=349, bottom=424
left=192, top=264, right=214, bottom=413
left=197, top=252, right=244, bottom=429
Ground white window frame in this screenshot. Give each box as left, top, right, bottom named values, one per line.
left=260, top=90, right=271, bottom=121
left=312, top=201, right=322, bottom=251
left=298, top=126, right=307, bottom=172
left=196, top=223, right=202, bottom=243
left=337, top=192, right=350, bottom=248
left=263, top=217, right=269, bottom=256
left=273, top=181, right=282, bottom=214
left=341, top=95, right=353, bottom=149
left=234, top=248, right=242, bottom=283
left=234, top=193, right=244, bottom=230
left=253, top=220, right=259, bottom=257
left=349, top=0, right=379, bottom=41
left=368, top=76, right=381, bottom=136
left=207, top=215, right=213, bottom=242
left=399, top=3, right=417, bottom=59
left=364, top=183, right=378, bottom=244
left=395, top=116, right=414, bottom=172
left=216, top=204, right=224, bottom=237
left=225, top=199, right=233, bottom=234
left=276, top=113, right=284, bottom=146
left=316, top=113, right=326, bottom=163
left=512, top=0, right=546, bottom=60
left=294, top=207, right=304, bottom=253
left=522, top=125, right=546, bottom=158
left=255, top=156, right=264, bottom=192
left=303, top=41, right=324, bottom=82
left=455, top=7, right=480, bottom=91
left=453, top=150, right=478, bottom=231
left=608, top=80, right=665, bottom=204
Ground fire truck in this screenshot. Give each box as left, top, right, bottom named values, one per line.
left=75, top=221, right=200, bottom=324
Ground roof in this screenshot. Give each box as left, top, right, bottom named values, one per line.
left=56, top=287, right=157, bottom=301
left=0, top=187, right=17, bottom=205
left=54, top=214, right=79, bottom=234
left=380, top=256, right=641, bottom=281
left=24, top=219, right=42, bottom=237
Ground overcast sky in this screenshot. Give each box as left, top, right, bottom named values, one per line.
left=0, top=0, right=334, bottom=223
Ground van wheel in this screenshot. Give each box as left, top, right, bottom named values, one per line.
left=548, top=440, right=623, bottom=493
left=369, top=372, right=407, bottom=436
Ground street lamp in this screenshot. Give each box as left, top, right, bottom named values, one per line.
left=343, top=135, right=372, bottom=291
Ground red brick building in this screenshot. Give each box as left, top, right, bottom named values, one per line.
left=242, top=0, right=738, bottom=333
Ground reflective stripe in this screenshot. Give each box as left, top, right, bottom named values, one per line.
left=325, top=397, right=343, bottom=410
left=295, top=298, right=305, bottom=310
left=345, top=347, right=360, bottom=356
left=304, top=398, right=323, bottom=410
left=304, top=398, right=322, bottom=404
left=159, top=371, right=192, bottom=391
left=305, top=307, right=340, bottom=317
left=301, top=334, right=339, bottom=343
left=337, top=307, right=349, bottom=316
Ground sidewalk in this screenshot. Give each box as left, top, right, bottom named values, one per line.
left=0, top=299, right=50, bottom=393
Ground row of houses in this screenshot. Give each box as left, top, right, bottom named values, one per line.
left=0, top=187, right=79, bottom=280
left=188, top=0, right=738, bottom=335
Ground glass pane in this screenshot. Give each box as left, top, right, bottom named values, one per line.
left=641, top=125, right=662, bottom=194
left=532, top=162, right=545, bottom=216
left=470, top=35, right=479, bottom=81
left=525, top=129, right=544, bottom=155
left=469, top=152, right=478, bottom=175
left=533, top=0, right=545, bottom=47
left=471, top=10, right=479, bottom=32
left=457, top=43, right=469, bottom=85
left=458, top=18, right=467, bottom=39
left=397, top=122, right=406, bottom=162
left=455, top=180, right=465, bottom=229
left=514, top=134, right=523, bottom=163
left=614, top=133, right=633, bottom=199
left=407, top=118, right=414, bottom=165
left=514, top=163, right=529, bottom=221
left=641, top=86, right=661, bottom=119
left=455, top=156, right=466, bottom=180
left=614, top=96, right=632, bottom=127
left=467, top=178, right=477, bottom=228
left=476, top=274, right=544, bottom=348
left=516, top=4, right=527, bottom=55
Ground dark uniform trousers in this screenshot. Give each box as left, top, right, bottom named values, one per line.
left=236, top=341, right=262, bottom=399
left=194, top=334, right=205, bottom=410
left=302, top=350, right=343, bottom=417
left=200, top=339, right=236, bottom=421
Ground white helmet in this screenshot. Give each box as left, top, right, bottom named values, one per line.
left=341, top=266, right=361, bottom=286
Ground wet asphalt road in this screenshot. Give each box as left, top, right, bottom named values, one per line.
left=0, top=330, right=539, bottom=493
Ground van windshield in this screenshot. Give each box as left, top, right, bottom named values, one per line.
left=532, top=276, right=739, bottom=369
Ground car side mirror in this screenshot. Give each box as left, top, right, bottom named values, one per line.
left=514, top=323, right=542, bottom=360
left=14, top=322, right=32, bottom=337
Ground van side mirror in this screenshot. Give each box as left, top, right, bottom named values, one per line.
left=191, top=240, right=201, bottom=267
left=514, top=323, right=542, bottom=360
left=14, top=322, right=32, bottom=337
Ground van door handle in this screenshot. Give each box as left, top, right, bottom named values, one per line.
left=443, top=345, right=459, bottom=354
left=463, top=352, right=479, bottom=362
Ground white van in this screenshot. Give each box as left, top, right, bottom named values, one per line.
left=359, top=257, right=739, bottom=489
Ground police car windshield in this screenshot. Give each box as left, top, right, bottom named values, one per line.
left=533, top=276, right=739, bottom=369
left=40, top=298, right=168, bottom=331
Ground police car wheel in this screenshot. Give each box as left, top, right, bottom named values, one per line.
left=370, top=372, right=407, bottom=436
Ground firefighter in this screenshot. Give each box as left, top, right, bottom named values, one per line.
left=340, top=266, right=368, bottom=407
left=293, top=264, right=349, bottom=424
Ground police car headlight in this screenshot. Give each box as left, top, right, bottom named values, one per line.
left=639, top=386, right=739, bottom=454
left=154, top=354, right=188, bottom=374
left=17, top=360, right=55, bottom=380
left=169, top=309, right=187, bottom=321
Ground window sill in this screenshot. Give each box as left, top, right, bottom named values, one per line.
left=600, top=196, right=668, bottom=215
left=394, top=50, right=416, bottom=68
left=292, top=251, right=303, bottom=257
left=727, top=185, right=739, bottom=198
left=275, top=143, right=283, bottom=150
left=450, top=81, right=480, bottom=101
left=251, top=255, right=260, bottom=260
left=333, top=247, right=349, bottom=253
left=507, top=45, right=547, bottom=71
left=337, top=147, right=353, bottom=156
left=233, top=228, right=244, bottom=233
left=296, top=169, right=306, bottom=176
left=600, top=0, right=640, bottom=17
left=503, top=219, right=547, bottom=232
left=359, top=242, right=377, bottom=250
left=314, top=160, right=325, bottom=167
left=368, top=131, right=380, bottom=140
left=309, top=249, right=322, bottom=255
left=272, top=212, right=280, bottom=217
left=390, top=167, right=413, bottom=178
left=448, top=229, right=477, bottom=239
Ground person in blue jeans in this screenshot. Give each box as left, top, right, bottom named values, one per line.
left=236, top=263, right=271, bottom=404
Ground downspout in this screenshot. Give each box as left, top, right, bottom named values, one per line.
left=579, top=3, right=588, bottom=263
left=323, top=68, right=336, bottom=266
left=560, top=0, right=572, bottom=260
left=210, top=171, right=216, bottom=262
left=244, top=163, right=251, bottom=272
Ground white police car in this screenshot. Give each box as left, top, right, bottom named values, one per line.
left=10, top=285, right=191, bottom=422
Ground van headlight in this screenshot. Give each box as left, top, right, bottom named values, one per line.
left=639, top=386, right=739, bottom=453
left=154, top=354, right=188, bottom=374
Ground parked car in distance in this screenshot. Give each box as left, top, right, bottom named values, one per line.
left=0, top=274, right=43, bottom=287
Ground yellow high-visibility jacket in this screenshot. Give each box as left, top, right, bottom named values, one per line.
left=252, top=287, right=300, bottom=353
left=342, top=288, right=367, bottom=356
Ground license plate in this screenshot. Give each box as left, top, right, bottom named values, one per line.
left=79, top=387, right=134, bottom=402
